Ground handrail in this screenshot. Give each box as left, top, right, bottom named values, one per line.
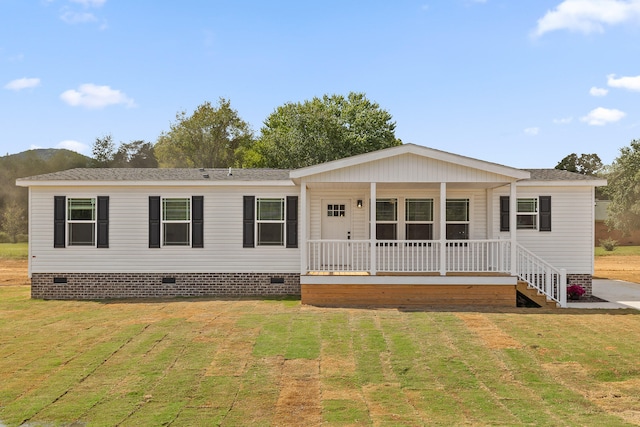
left=516, top=244, right=567, bottom=307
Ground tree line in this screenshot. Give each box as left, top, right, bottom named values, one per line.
left=2, top=91, right=640, bottom=241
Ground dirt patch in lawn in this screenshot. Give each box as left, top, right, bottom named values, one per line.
left=455, top=313, right=522, bottom=349
left=0, top=259, right=30, bottom=286
left=272, top=358, right=323, bottom=426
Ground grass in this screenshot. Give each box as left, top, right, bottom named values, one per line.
left=595, top=245, right=640, bottom=256
left=1, top=288, right=640, bottom=426
left=0, top=242, right=28, bottom=259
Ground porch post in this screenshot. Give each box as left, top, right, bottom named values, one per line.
left=300, top=181, right=307, bottom=275
left=439, top=182, right=446, bottom=276
left=370, top=182, right=377, bottom=275
left=510, top=182, right=517, bottom=275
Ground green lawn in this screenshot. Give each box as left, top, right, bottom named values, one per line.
left=595, top=245, right=640, bottom=256
left=1, top=287, right=639, bottom=426
left=0, top=242, right=28, bottom=259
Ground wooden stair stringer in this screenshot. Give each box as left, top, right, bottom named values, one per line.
left=516, top=280, right=559, bottom=309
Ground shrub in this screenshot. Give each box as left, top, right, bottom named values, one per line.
left=599, top=238, right=618, bottom=251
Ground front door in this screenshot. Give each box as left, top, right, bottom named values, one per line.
left=321, top=200, right=351, bottom=268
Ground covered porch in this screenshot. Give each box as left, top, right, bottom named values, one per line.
left=291, top=145, right=567, bottom=308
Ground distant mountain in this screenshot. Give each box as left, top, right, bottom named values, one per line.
left=1, top=148, right=90, bottom=163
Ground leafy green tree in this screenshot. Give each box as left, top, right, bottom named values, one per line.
left=555, top=153, right=603, bottom=175
left=112, top=140, right=157, bottom=168
left=91, top=134, right=116, bottom=167
left=1, top=202, right=26, bottom=243
left=606, top=140, right=640, bottom=234
left=155, top=99, right=253, bottom=168
left=251, top=92, right=401, bottom=168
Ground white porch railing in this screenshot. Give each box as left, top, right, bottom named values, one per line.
left=306, top=239, right=567, bottom=307
left=306, top=239, right=512, bottom=274
left=516, top=244, right=567, bottom=307
left=307, top=240, right=370, bottom=272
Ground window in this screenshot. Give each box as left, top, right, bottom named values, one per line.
left=162, top=198, right=190, bottom=246
left=406, top=198, right=433, bottom=240
left=327, top=204, right=346, bottom=217
left=376, top=198, right=397, bottom=240
left=257, top=198, right=284, bottom=246
left=68, top=198, right=96, bottom=246
left=517, top=198, right=538, bottom=230
left=446, top=198, right=469, bottom=240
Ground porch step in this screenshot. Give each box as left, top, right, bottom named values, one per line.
left=516, top=281, right=559, bottom=309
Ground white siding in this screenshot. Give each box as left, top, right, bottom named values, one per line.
left=308, top=188, right=488, bottom=240
left=303, top=153, right=514, bottom=184
left=30, top=185, right=300, bottom=274
left=493, top=186, right=595, bottom=274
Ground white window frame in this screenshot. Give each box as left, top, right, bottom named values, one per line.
left=445, top=198, right=470, bottom=240
left=405, top=198, right=434, bottom=240
left=162, top=197, right=191, bottom=246
left=375, top=198, right=398, bottom=240
left=67, top=197, right=96, bottom=247
left=517, top=198, right=538, bottom=230
left=256, top=197, right=285, bottom=246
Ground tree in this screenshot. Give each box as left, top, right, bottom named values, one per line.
left=112, top=140, right=158, bottom=168
left=91, top=134, right=116, bottom=167
left=251, top=92, right=401, bottom=169
left=154, top=99, right=253, bottom=168
left=555, top=153, right=603, bottom=175
left=1, top=202, right=26, bottom=243
left=606, top=140, right=640, bottom=235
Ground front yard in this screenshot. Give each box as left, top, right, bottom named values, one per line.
left=1, top=285, right=640, bottom=426
left=1, top=246, right=640, bottom=425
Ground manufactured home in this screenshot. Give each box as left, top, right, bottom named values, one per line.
left=16, top=144, right=606, bottom=308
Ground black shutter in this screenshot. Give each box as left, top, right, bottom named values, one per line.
left=192, top=196, right=204, bottom=248
left=149, top=196, right=161, bottom=248
left=54, top=196, right=66, bottom=248
left=286, top=196, right=298, bottom=248
left=97, top=196, right=109, bottom=248
left=539, top=196, right=552, bottom=232
left=500, top=196, right=510, bottom=232
left=243, top=196, right=255, bottom=248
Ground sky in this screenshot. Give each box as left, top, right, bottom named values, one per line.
left=2, top=0, right=640, bottom=169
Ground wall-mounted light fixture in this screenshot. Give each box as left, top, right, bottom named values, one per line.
left=357, top=199, right=363, bottom=208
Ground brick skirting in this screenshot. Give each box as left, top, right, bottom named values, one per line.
left=567, top=273, right=593, bottom=297
left=31, top=272, right=301, bottom=300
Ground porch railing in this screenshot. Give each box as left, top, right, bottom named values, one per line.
left=306, top=239, right=567, bottom=307
left=306, top=239, right=512, bottom=274
left=516, top=244, right=567, bottom=307
left=307, top=240, right=370, bottom=272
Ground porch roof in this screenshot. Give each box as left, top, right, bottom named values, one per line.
left=290, top=144, right=531, bottom=182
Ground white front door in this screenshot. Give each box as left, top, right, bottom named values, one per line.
left=321, top=200, right=352, bottom=268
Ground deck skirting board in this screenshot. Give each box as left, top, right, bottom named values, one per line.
left=301, top=283, right=516, bottom=307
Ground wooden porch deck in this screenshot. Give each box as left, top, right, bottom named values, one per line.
left=301, top=273, right=517, bottom=308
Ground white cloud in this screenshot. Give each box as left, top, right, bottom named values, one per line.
left=607, top=74, right=640, bottom=91
left=589, top=86, right=609, bottom=96
left=553, top=117, right=573, bottom=124
left=580, top=107, right=626, bottom=125
left=532, top=0, right=640, bottom=37
left=60, top=83, right=135, bottom=109
left=60, top=10, right=97, bottom=23
left=4, top=77, right=41, bottom=91
left=524, top=127, right=540, bottom=136
left=57, top=140, right=90, bottom=154
left=70, top=0, right=107, bottom=7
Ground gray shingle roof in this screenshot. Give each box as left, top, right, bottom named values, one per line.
left=17, top=166, right=602, bottom=183
left=524, top=169, right=603, bottom=181
left=17, top=168, right=292, bottom=182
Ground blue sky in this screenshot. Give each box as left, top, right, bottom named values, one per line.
left=2, top=0, right=640, bottom=168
